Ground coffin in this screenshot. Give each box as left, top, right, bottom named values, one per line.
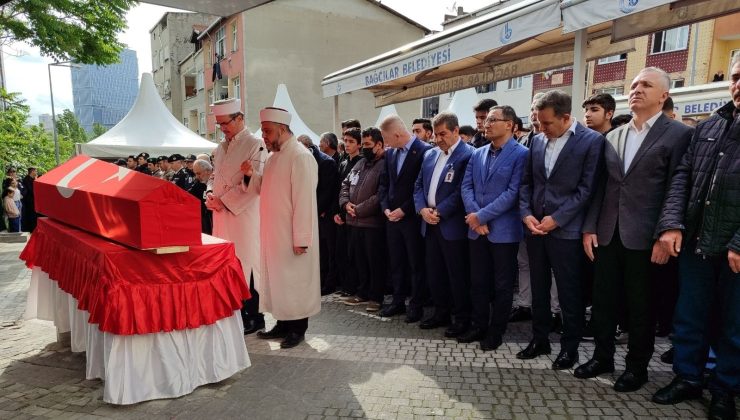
left=34, top=155, right=201, bottom=249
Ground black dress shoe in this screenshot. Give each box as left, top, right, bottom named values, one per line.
left=552, top=350, right=579, bottom=370
left=516, top=340, right=551, bottom=359
left=457, top=327, right=485, bottom=343
left=405, top=308, right=423, bottom=324
left=708, top=391, right=736, bottom=420
left=280, top=332, right=305, bottom=349
left=444, top=323, right=468, bottom=338
left=419, top=315, right=450, bottom=329
left=613, top=371, right=648, bottom=392
left=479, top=335, right=502, bottom=352
left=509, top=306, right=532, bottom=322
left=256, top=326, right=288, bottom=339
left=243, top=318, right=265, bottom=335
left=379, top=303, right=405, bottom=317
left=652, top=376, right=703, bottom=405
left=574, top=358, right=615, bottom=378
left=660, top=347, right=674, bottom=364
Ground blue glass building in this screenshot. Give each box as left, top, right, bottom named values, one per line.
left=71, top=49, right=139, bottom=133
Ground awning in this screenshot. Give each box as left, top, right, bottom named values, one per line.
left=322, top=0, right=564, bottom=100
left=138, top=0, right=272, bottom=17
left=561, top=0, right=678, bottom=33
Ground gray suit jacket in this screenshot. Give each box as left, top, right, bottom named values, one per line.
left=583, top=114, right=693, bottom=250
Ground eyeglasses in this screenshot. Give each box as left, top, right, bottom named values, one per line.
left=215, top=115, right=238, bottom=128
left=484, top=118, right=511, bottom=124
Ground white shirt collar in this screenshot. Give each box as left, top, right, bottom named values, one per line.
left=629, top=111, right=662, bottom=134
left=547, top=118, right=578, bottom=141
left=443, top=138, right=461, bottom=156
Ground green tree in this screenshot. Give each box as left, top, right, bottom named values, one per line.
left=90, top=122, right=108, bottom=140
left=0, top=0, right=136, bottom=65
left=0, top=88, right=63, bottom=174
left=56, top=109, right=87, bottom=144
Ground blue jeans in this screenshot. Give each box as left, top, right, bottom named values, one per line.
left=8, top=217, right=20, bottom=232
left=673, top=250, right=740, bottom=394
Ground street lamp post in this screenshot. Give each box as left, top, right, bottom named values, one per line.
left=47, top=61, right=78, bottom=166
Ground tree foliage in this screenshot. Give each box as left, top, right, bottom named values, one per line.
left=0, top=0, right=136, bottom=65
left=90, top=122, right=108, bottom=140
left=56, top=109, right=87, bottom=144
left=0, top=89, right=76, bottom=175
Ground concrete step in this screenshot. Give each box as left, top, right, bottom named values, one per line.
left=0, top=232, right=28, bottom=243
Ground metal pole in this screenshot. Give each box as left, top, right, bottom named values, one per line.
left=571, top=29, right=588, bottom=123
left=48, top=63, right=60, bottom=165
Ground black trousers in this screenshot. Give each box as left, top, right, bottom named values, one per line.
left=335, top=223, right=355, bottom=294
left=276, top=318, right=308, bottom=335
left=591, top=231, right=654, bottom=372
left=387, top=218, right=426, bottom=309
left=351, top=226, right=386, bottom=303
left=425, top=226, right=470, bottom=323
left=527, top=235, right=584, bottom=354
left=651, top=257, right=679, bottom=333
left=318, top=216, right=336, bottom=291
left=469, top=238, right=518, bottom=336
left=241, top=271, right=263, bottom=323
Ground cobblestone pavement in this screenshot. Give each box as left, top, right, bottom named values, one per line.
left=0, top=241, right=737, bottom=419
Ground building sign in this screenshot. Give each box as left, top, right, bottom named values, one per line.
left=681, top=99, right=726, bottom=115
left=322, top=1, right=561, bottom=98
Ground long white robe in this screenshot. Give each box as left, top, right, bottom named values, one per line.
left=208, top=128, right=266, bottom=289
left=259, top=136, right=321, bottom=320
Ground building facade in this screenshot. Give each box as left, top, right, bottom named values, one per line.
left=71, top=49, right=138, bottom=133
left=531, top=12, right=740, bottom=121
left=150, top=12, right=216, bottom=123
left=187, top=0, right=428, bottom=140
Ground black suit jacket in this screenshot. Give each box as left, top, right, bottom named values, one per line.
left=519, top=122, right=605, bottom=240
left=379, top=137, right=432, bottom=217
left=310, top=145, right=338, bottom=217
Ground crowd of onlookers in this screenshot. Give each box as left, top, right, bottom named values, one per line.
left=2, top=166, right=38, bottom=233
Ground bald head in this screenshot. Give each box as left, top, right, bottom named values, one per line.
left=379, top=115, right=412, bottom=148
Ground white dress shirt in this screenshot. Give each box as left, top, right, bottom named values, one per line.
left=427, top=139, right=460, bottom=207
left=544, top=118, right=578, bottom=177
left=623, top=111, right=662, bottom=172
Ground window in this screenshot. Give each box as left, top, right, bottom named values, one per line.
left=208, top=89, right=214, bottom=105
left=651, top=26, right=689, bottom=54
left=421, top=97, right=439, bottom=119
left=153, top=51, right=159, bottom=68
left=671, top=79, right=685, bottom=88
left=231, top=23, right=238, bottom=52
left=507, top=77, right=523, bottom=90
left=594, top=86, right=625, bottom=96
left=475, top=82, right=497, bottom=93
left=183, top=117, right=189, bottom=128
left=232, top=77, right=240, bottom=100
left=159, top=49, right=164, bottom=68
left=199, top=112, right=206, bottom=135
left=597, top=53, right=627, bottom=65
left=163, top=45, right=170, bottom=62
left=216, top=26, right=225, bottom=58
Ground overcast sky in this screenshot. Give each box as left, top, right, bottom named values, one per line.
left=3, top=0, right=494, bottom=123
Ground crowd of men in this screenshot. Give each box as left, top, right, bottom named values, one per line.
left=1, top=166, right=38, bottom=233
left=3, top=60, right=737, bottom=419
left=291, top=63, right=737, bottom=420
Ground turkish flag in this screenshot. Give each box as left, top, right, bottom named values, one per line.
left=35, top=155, right=201, bottom=249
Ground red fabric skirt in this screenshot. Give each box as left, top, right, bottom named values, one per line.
left=20, top=218, right=250, bottom=335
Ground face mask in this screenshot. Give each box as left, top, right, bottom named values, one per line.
left=361, top=147, right=375, bottom=161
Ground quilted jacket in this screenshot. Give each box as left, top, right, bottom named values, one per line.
left=656, top=101, right=740, bottom=256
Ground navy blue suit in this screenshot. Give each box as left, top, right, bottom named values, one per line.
left=462, top=138, right=528, bottom=336
left=379, top=137, right=432, bottom=310
left=519, top=122, right=604, bottom=353
left=413, top=140, right=473, bottom=323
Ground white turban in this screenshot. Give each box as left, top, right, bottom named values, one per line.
left=211, top=99, right=241, bottom=116
left=259, top=107, right=292, bottom=126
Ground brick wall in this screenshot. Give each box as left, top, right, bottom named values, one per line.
left=533, top=68, right=573, bottom=91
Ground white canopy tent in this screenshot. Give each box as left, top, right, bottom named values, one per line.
left=444, top=88, right=479, bottom=128
left=76, top=73, right=217, bottom=158
left=253, top=84, right=321, bottom=143
left=374, top=105, right=399, bottom=127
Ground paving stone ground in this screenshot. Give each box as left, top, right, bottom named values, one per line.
left=0, top=240, right=737, bottom=419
